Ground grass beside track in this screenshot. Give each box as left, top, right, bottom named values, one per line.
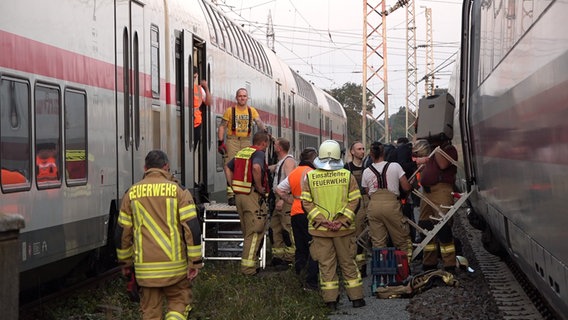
left=35, top=261, right=330, bottom=320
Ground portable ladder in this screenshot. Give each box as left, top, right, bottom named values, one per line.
left=201, top=202, right=267, bottom=268
left=356, top=145, right=471, bottom=261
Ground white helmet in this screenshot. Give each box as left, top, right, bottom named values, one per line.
left=314, top=140, right=344, bottom=170
left=318, top=140, right=341, bottom=160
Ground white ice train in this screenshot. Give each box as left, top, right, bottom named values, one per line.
left=455, top=0, right=568, bottom=317
left=0, top=0, right=347, bottom=291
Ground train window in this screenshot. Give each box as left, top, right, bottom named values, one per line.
left=123, top=27, right=130, bottom=150
left=0, top=77, right=32, bottom=192
left=151, top=25, right=160, bottom=99
left=235, top=27, right=252, bottom=66
left=34, top=83, right=62, bottom=189
left=201, top=0, right=219, bottom=46
left=209, top=8, right=226, bottom=51
left=219, top=15, right=235, bottom=56
left=133, top=32, right=141, bottom=150
left=64, top=89, right=87, bottom=185
left=228, top=20, right=244, bottom=61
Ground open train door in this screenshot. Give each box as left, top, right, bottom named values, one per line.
left=174, top=30, right=195, bottom=189
left=116, top=0, right=145, bottom=196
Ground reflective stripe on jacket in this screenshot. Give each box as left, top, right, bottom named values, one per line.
left=116, top=168, right=202, bottom=287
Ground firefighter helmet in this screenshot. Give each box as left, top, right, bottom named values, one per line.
left=318, top=140, right=341, bottom=160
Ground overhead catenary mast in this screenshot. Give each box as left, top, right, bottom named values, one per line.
left=266, top=10, right=275, bottom=52
left=362, top=0, right=409, bottom=147
left=406, top=0, right=418, bottom=139
left=424, top=7, right=435, bottom=97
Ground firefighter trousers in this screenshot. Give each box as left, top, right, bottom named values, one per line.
left=310, top=234, right=363, bottom=303
left=140, top=278, right=191, bottom=320
left=270, top=198, right=295, bottom=263
left=419, top=182, right=456, bottom=269
left=236, top=192, right=268, bottom=275
left=367, top=190, right=412, bottom=258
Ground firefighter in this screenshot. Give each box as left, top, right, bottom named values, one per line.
left=301, top=140, right=366, bottom=310
left=344, top=141, right=369, bottom=277
left=36, top=143, right=59, bottom=182
left=115, top=150, right=203, bottom=320
left=415, top=137, right=458, bottom=272
left=268, top=137, right=296, bottom=268
left=192, top=66, right=211, bottom=150
left=218, top=88, right=267, bottom=205
left=361, top=142, right=413, bottom=259
left=276, top=147, right=319, bottom=290
left=224, top=131, right=271, bottom=275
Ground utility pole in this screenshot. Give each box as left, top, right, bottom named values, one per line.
left=266, top=10, right=275, bottom=52
left=406, top=0, right=418, bottom=139
left=424, top=7, right=434, bottom=97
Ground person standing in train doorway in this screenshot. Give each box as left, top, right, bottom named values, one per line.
left=224, top=131, right=271, bottom=275
left=415, top=136, right=459, bottom=273
left=115, top=150, right=203, bottom=320
left=268, top=137, right=297, bottom=269
left=193, top=66, right=212, bottom=150
left=301, top=140, right=366, bottom=311
left=344, top=141, right=370, bottom=277
left=218, top=88, right=267, bottom=205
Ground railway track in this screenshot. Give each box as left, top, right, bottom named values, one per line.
left=463, top=210, right=558, bottom=320
left=19, top=266, right=122, bottom=320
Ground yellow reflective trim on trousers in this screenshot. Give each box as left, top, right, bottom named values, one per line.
left=356, top=253, right=366, bottom=262
left=179, top=204, right=197, bottom=221
left=272, top=247, right=285, bottom=255
left=344, top=277, right=363, bottom=288
left=116, top=247, right=133, bottom=260
left=320, top=280, right=339, bottom=290
left=166, top=310, right=188, bottom=320
left=440, top=243, right=456, bottom=254
left=241, top=258, right=256, bottom=267
left=187, top=245, right=202, bottom=258
left=424, top=243, right=438, bottom=252
left=118, top=210, right=132, bottom=227
left=246, top=232, right=260, bottom=265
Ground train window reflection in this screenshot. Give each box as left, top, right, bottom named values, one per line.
left=64, top=89, right=87, bottom=185
left=35, top=84, right=62, bottom=189
left=0, top=77, right=31, bottom=192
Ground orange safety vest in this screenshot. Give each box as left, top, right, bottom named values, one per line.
left=231, top=146, right=267, bottom=194
left=1, top=169, right=26, bottom=185
left=287, top=165, right=313, bottom=216
left=36, top=156, right=58, bottom=182
left=193, top=84, right=203, bottom=128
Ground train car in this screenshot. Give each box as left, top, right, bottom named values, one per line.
left=456, top=0, right=568, bottom=317
left=0, top=0, right=347, bottom=292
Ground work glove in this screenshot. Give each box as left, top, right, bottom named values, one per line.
left=218, top=140, right=227, bottom=155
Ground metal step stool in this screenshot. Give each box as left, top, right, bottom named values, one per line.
left=201, top=202, right=267, bottom=268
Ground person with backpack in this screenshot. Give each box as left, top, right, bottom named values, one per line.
left=361, top=142, right=413, bottom=260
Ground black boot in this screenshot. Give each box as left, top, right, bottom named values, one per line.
left=360, top=265, right=368, bottom=278
left=326, top=301, right=337, bottom=311
left=352, top=299, right=366, bottom=308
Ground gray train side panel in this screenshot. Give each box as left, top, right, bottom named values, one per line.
left=417, top=93, right=455, bottom=140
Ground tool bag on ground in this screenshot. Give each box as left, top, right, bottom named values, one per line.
left=376, top=269, right=459, bottom=299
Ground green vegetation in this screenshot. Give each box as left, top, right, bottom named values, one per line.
left=33, top=262, right=329, bottom=320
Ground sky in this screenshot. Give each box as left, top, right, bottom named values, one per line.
left=215, top=0, right=463, bottom=117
